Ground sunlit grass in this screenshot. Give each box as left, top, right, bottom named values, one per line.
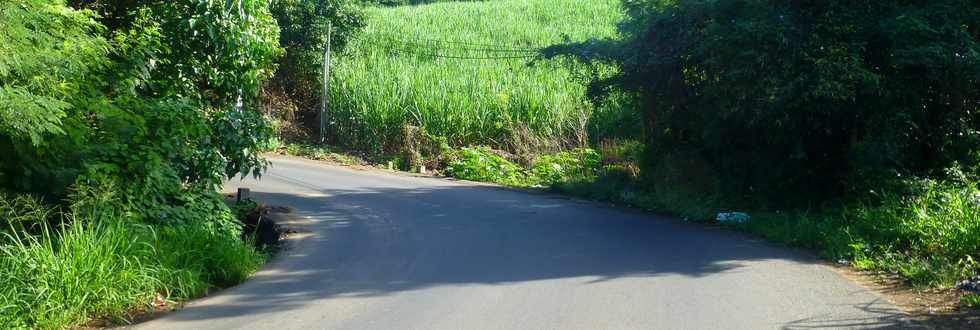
left=327, top=0, right=623, bottom=152
left=0, top=192, right=264, bottom=329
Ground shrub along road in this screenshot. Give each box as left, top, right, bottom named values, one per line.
left=135, top=156, right=913, bottom=329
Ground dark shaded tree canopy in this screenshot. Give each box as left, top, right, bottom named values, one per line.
left=546, top=0, right=980, bottom=203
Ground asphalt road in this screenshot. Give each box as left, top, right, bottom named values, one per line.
left=135, top=156, right=914, bottom=329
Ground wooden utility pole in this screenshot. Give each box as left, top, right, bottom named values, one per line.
left=320, top=22, right=332, bottom=144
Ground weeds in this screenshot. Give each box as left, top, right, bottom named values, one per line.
left=962, top=294, right=980, bottom=308
left=0, top=191, right=264, bottom=329
left=443, top=146, right=602, bottom=187
left=0, top=216, right=154, bottom=328
left=531, top=148, right=601, bottom=185
left=446, top=147, right=530, bottom=186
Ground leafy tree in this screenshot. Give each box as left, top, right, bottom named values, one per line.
left=0, top=2, right=283, bottom=325
left=72, top=0, right=283, bottom=181
left=546, top=0, right=980, bottom=204
left=0, top=0, right=108, bottom=145
left=2, top=0, right=282, bottom=226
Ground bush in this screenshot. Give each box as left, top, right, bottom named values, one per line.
left=847, top=178, right=980, bottom=286
left=531, top=148, right=601, bottom=184
left=737, top=176, right=980, bottom=288
left=443, top=146, right=604, bottom=187
left=0, top=0, right=282, bottom=219
left=69, top=0, right=282, bottom=182
left=545, top=0, right=980, bottom=204
left=962, top=294, right=980, bottom=308
left=0, top=190, right=263, bottom=329
left=0, top=0, right=107, bottom=146
left=446, top=147, right=531, bottom=186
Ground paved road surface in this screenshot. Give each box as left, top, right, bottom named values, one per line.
left=135, top=156, right=913, bottom=329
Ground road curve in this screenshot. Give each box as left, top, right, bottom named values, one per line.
left=135, top=156, right=913, bottom=330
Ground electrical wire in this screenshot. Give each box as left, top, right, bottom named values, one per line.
left=366, top=37, right=540, bottom=60
left=370, top=32, right=542, bottom=53
left=373, top=32, right=542, bottom=51
left=379, top=38, right=539, bottom=54
left=387, top=47, right=537, bottom=60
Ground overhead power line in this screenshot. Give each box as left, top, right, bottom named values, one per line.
left=380, top=38, right=538, bottom=54
left=386, top=46, right=537, bottom=60
left=371, top=32, right=542, bottom=52
left=361, top=33, right=543, bottom=60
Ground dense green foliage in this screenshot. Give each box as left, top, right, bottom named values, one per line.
left=546, top=0, right=980, bottom=203
left=0, top=0, right=107, bottom=146
left=326, top=0, right=623, bottom=154
left=265, top=0, right=364, bottom=137
left=785, top=177, right=980, bottom=286
left=444, top=146, right=601, bottom=187
left=2, top=0, right=281, bottom=209
left=0, top=0, right=282, bottom=327
left=530, top=148, right=601, bottom=185
left=964, top=293, right=980, bottom=308
left=0, top=190, right=264, bottom=328
left=446, top=147, right=530, bottom=186
left=69, top=0, right=282, bottom=186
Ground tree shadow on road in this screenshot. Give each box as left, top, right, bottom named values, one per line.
left=781, top=298, right=916, bottom=329
left=149, top=178, right=953, bottom=328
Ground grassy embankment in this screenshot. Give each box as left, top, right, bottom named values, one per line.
left=0, top=190, right=266, bottom=329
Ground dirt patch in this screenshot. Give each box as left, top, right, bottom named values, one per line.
left=829, top=265, right=980, bottom=328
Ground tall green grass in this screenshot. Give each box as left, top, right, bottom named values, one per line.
left=328, top=0, right=623, bottom=152
left=741, top=178, right=980, bottom=288
left=0, top=192, right=264, bottom=329
left=2, top=219, right=151, bottom=328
